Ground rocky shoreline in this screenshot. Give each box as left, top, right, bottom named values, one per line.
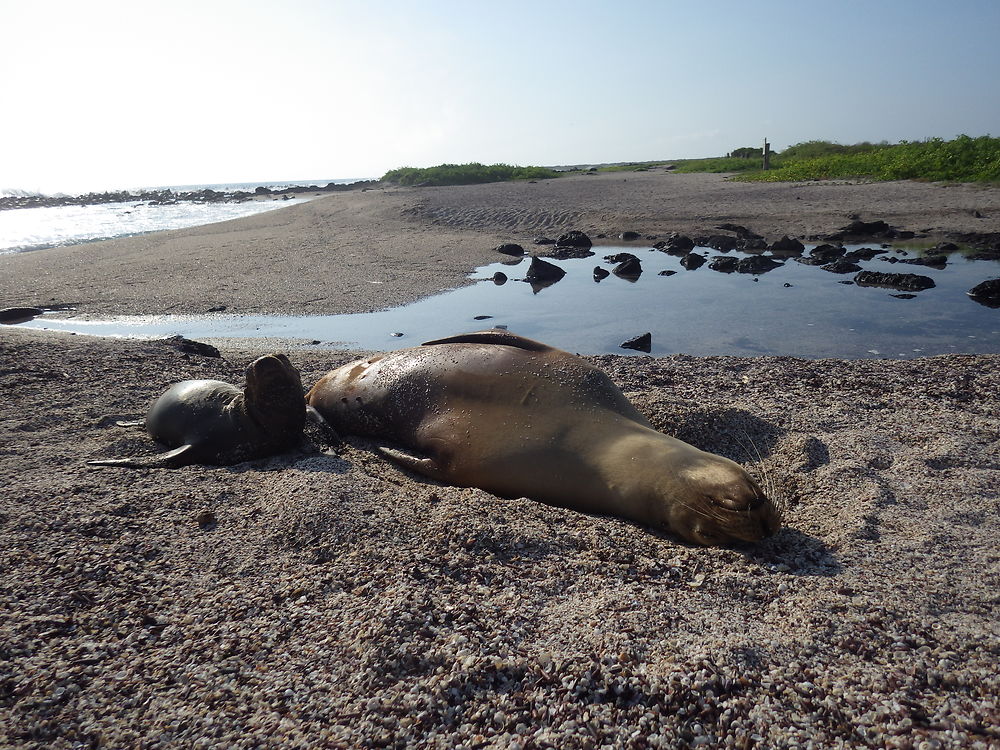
left=0, top=180, right=379, bottom=212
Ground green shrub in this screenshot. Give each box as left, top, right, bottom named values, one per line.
left=738, top=135, right=1000, bottom=183
left=381, top=163, right=560, bottom=187
left=672, top=157, right=767, bottom=174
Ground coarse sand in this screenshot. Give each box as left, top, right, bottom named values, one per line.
left=1, top=171, right=998, bottom=748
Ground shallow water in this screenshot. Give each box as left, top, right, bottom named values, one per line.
left=0, top=198, right=310, bottom=254
left=14, top=245, right=1000, bottom=358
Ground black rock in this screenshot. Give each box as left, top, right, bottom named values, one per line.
left=620, top=332, right=652, bottom=353
left=809, top=244, right=846, bottom=263
left=492, top=272, right=508, bottom=285
left=660, top=234, right=694, bottom=253
left=473, top=315, right=493, bottom=320
left=613, top=257, right=642, bottom=279
left=680, top=253, right=706, bottom=270
left=533, top=236, right=556, bottom=245
left=620, top=231, right=641, bottom=241
left=968, top=278, right=1000, bottom=307
left=739, top=238, right=769, bottom=252
left=898, top=254, right=948, bottom=268
left=524, top=256, right=566, bottom=284
left=935, top=242, right=960, bottom=254
left=0, top=306, right=44, bottom=324
left=843, top=247, right=886, bottom=261
left=843, top=219, right=891, bottom=235
left=891, top=294, right=917, bottom=299
left=555, top=230, right=593, bottom=249
left=694, top=235, right=740, bottom=252
left=593, top=267, right=610, bottom=281
left=163, top=336, right=221, bottom=358
left=496, top=243, right=525, bottom=256
left=737, top=256, right=782, bottom=274
left=822, top=260, right=863, bottom=274
left=793, top=257, right=827, bottom=266
left=715, top=223, right=763, bottom=240
left=545, top=246, right=595, bottom=259
left=946, top=231, right=1000, bottom=252
left=854, top=271, right=936, bottom=292
left=658, top=270, right=677, bottom=276
left=770, top=236, right=805, bottom=254
left=604, top=252, right=639, bottom=264
left=709, top=257, right=738, bottom=273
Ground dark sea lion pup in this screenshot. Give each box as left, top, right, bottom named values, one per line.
left=89, top=353, right=307, bottom=469
left=306, top=331, right=781, bottom=546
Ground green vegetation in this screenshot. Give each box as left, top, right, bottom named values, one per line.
left=675, top=136, right=1000, bottom=183
left=381, top=162, right=560, bottom=187
left=592, top=161, right=672, bottom=173
left=671, top=156, right=768, bottom=174
left=381, top=137, right=1000, bottom=186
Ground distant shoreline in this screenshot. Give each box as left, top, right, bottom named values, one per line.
left=0, top=178, right=379, bottom=212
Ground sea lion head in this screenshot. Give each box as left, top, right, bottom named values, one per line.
left=244, top=353, right=306, bottom=437
left=656, top=449, right=781, bottom=546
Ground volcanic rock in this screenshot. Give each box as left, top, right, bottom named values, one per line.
left=854, top=271, right=936, bottom=292
left=620, top=332, right=652, bottom=353
left=680, top=253, right=706, bottom=270
left=524, top=257, right=566, bottom=284
left=555, top=230, right=593, bottom=249
left=496, top=243, right=525, bottom=256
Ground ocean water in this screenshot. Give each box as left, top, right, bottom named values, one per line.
left=0, top=178, right=365, bottom=254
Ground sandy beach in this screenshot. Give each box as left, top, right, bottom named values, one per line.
left=2, top=171, right=999, bottom=748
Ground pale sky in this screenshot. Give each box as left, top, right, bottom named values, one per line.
left=3, top=0, right=999, bottom=194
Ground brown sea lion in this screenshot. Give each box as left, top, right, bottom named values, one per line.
left=88, top=353, right=307, bottom=468
left=306, top=331, right=780, bottom=546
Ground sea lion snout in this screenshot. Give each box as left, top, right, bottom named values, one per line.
left=710, top=486, right=767, bottom=512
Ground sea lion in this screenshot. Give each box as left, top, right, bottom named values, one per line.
left=89, top=353, right=307, bottom=468
left=306, top=331, right=780, bottom=546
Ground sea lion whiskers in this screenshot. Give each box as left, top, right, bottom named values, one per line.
left=733, top=427, right=784, bottom=520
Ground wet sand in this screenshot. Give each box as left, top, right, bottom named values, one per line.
left=1, top=172, right=998, bottom=748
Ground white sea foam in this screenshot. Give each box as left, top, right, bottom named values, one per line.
left=0, top=198, right=308, bottom=254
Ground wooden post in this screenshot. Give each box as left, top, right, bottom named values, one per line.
left=763, top=138, right=771, bottom=170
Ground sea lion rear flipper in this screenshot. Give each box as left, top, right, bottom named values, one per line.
left=421, top=330, right=553, bottom=352
left=378, top=446, right=448, bottom=481
left=86, top=445, right=195, bottom=469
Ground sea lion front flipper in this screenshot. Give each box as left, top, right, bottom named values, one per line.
left=86, top=444, right=195, bottom=469
left=306, top=405, right=342, bottom=444
left=378, top=446, right=448, bottom=482
left=421, top=330, right=553, bottom=352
